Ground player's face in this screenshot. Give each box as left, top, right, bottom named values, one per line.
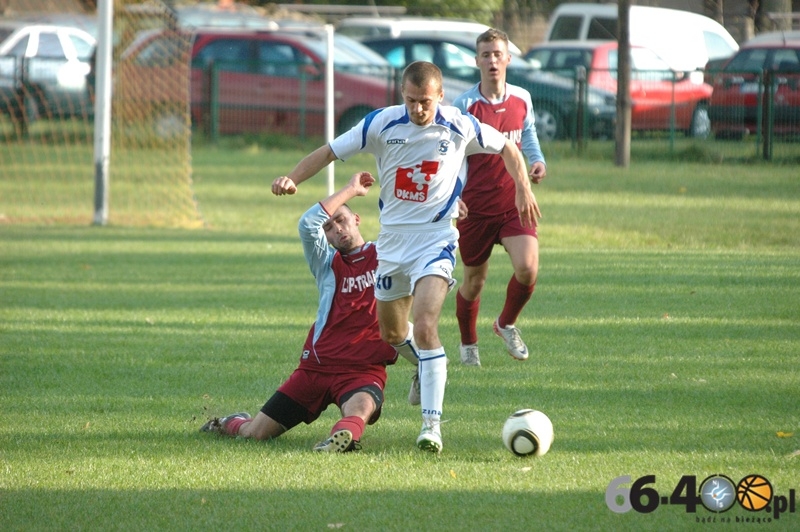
left=401, top=79, right=443, bottom=126
left=476, top=39, right=511, bottom=83
left=323, top=207, right=362, bottom=252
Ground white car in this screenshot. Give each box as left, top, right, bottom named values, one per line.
left=544, top=3, right=739, bottom=72
left=336, top=16, right=523, bottom=55
left=0, top=21, right=96, bottom=121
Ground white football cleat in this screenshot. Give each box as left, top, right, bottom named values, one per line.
left=493, top=319, right=529, bottom=361
left=459, top=343, right=481, bottom=366
left=416, top=420, right=442, bottom=453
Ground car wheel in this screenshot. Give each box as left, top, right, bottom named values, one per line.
left=533, top=104, right=562, bottom=142
left=688, top=104, right=710, bottom=138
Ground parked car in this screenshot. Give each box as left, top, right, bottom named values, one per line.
left=526, top=40, right=713, bottom=137
left=117, top=27, right=396, bottom=137
left=336, top=16, right=523, bottom=55
left=359, top=34, right=616, bottom=141
left=0, top=21, right=95, bottom=122
left=6, top=13, right=97, bottom=38
left=543, top=3, right=739, bottom=73
left=174, top=3, right=278, bottom=30
left=708, top=31, right=800, bottom=139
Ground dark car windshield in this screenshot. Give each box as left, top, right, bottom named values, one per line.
left=724, top=47, right=800, bottom=72
left=725, top=48, right=772, bottom=72
left=298, top=32, right=391, bottom=77
left=300, top=33, right=382, bottom=67
left=0, top=28, right=16, bottom=44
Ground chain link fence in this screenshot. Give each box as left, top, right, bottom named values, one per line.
left=1, top=1, right=798, bottom=226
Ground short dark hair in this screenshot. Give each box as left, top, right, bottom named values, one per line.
left=401, top=61, right=443, bottom=92
left=476, top=28, right=509, bottom=48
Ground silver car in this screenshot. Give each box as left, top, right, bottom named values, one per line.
left=0, top=21, right=96, bottom=122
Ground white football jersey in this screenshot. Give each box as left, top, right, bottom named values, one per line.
left=330, top=104, right=507, bottom=229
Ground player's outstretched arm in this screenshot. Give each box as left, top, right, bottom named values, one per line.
left=272, top=144, right=338, bottom=196
left=320, top=172, right=375, bottom=214
left=499, top=139, right=541, bottom=228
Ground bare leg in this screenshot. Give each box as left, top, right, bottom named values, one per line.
left=238, top=412, right=286, bottom=440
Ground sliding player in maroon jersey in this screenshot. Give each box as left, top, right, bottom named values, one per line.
left=201, top=172, right=403, bottom=452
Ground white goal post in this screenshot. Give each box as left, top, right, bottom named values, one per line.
left=93, top=0, right=113, bottom=225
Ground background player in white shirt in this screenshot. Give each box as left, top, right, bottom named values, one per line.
left=272, top=61, right=541, bottom=453
left=452, top=29, right=547, bottom=367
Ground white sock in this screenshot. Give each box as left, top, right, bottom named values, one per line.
left=392, top=322, right=418, bottom=365
left=418, top=348, right=446, bottom=423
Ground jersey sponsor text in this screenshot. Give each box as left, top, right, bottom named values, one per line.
left=340, top=269, right=377, bottom=294
left=394, top=160, right=439, bottom=203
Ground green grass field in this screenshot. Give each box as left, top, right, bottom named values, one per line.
left=1, top=142, right=799, bottom=530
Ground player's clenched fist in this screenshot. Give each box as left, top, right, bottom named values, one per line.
left=350, top=171, right=375, bottom=195
left=529, top=161, right=546, bottom=185
left=272, top=176, right=297, bottom=196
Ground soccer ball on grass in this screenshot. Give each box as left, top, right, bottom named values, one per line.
left=502, top=409, right=554, bottom=457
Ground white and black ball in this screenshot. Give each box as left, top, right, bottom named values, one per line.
left=502, top=409, right=554, bottom=457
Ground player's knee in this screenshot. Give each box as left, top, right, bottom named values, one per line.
left=465, top=276, right=486, bottom=295
left=515, top=267, right=538, bottom=286
left=410, top=320, right=439, bottom=348
left=342, top=394, right=377, bottom=418
left=380, top=327, right=405, bottom=346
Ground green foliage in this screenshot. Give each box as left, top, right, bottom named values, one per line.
left=1, top=144, right=798, bottom=529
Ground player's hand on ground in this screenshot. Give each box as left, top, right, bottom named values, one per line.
left=529, top=162, right=546, bottom=185
left=272, top=176, right=297, bottom=196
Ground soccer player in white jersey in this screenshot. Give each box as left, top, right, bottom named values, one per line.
left=272, top=61, right=541, bottom=453
left=451, top=29, right=547, bottom=367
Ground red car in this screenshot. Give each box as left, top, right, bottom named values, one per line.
left=708, top=31, right=800, bottom=139
left=525, top=40, right=714, bottom=137
left=117, top=27, right=396, bottom=137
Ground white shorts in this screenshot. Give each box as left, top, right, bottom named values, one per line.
left=374, top=225, right=458, bottom=302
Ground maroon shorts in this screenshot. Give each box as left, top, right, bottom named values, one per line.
left=457, top=210, right=538, bottom=267
left=268, top=365, right=387, bottom=427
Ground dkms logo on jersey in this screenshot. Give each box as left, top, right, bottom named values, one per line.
left=394, top=160, right=439, bottom=202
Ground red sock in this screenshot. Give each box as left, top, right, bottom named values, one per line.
left=332, top=416, right=366, bottom=441
left=226, top=417, right=249, bottom=436
left=456, top=291, right=480, bottom=345
left=498, top=275, right=535, bottom=328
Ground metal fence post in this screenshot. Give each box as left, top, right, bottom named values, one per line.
left=299, top=66, right=307, bottom=141
left=762, top=69, right=774, bottom=161
left=574, top=65, right=586, bottom=153
left=209, top=62, right=219, bottom=144
left=669, top=70, right=676, bottom=152
left=755, top=70, right=763, bottom=154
